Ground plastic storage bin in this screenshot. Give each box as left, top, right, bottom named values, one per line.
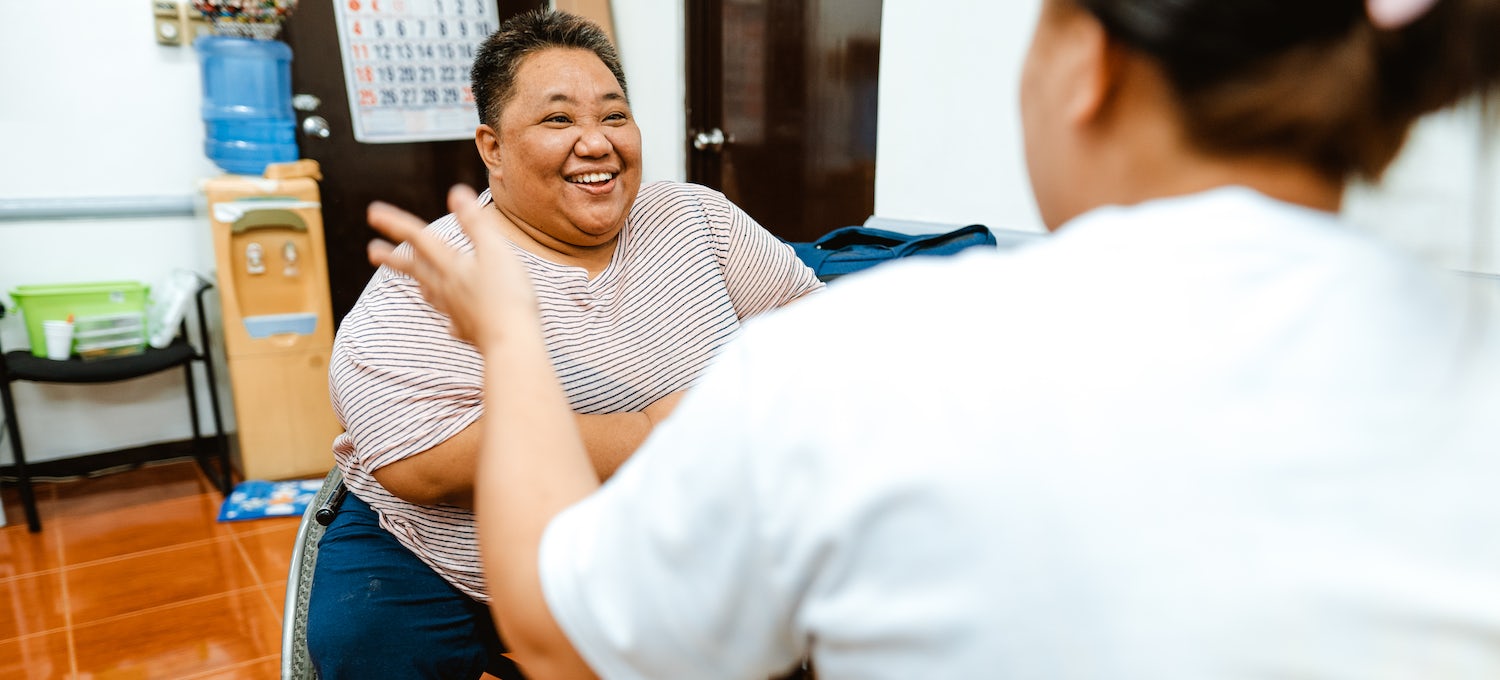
left=196, top=35, right=298, bottom=176
left=9, top=281, right=150, bottom=358
left=73, top=312, right=147, bottom=360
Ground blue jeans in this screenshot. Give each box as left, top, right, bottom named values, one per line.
left=307, top=492, right=525, bottom=680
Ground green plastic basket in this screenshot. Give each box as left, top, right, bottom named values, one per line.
left=9, top=281, right=150, bottom=358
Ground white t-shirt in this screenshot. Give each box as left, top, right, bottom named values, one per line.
left=539, top=187, right=1500, bottom=679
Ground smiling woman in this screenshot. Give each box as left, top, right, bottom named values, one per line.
left=304, top=9, right=826, bottom=680
left=478, top=47, right=643, bottom=271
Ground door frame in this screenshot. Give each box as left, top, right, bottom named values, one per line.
left=684, top=0, right=724, bottom=187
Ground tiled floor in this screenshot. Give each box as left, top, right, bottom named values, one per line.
left=0, top=459, right=297, bottom=679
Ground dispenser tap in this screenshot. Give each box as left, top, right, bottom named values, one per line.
left=283, top=240, right=299, bottom=276
left=246, top=242, right=266, bottom=275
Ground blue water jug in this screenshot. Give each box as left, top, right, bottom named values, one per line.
left=195, top=36, right=298, bottom=176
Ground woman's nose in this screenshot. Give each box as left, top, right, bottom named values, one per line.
left=574, top=126, right=612, bottom=158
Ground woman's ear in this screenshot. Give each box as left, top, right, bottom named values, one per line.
left=475, top=124, right=503, bottom=178
left=1061, top=11, right=1123, bottom=128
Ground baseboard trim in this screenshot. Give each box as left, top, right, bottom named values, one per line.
left=0, top=439, right=209, bottom=484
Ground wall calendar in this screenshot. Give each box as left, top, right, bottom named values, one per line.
left=332, top=0, right=499, bottom=143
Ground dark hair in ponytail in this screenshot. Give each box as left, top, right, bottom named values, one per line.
left=1074, top=0, right=1500, bottom=181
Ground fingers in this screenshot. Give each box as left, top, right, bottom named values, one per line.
left=364, top=200, right=421, bottom=278
left=367, top=239, right=398, bottom=268
left=367, top=199, right=465, bottom=280
left=446, top=184, right=504, bottom=250
left=362, top=188, right=536, bottom=349
left=446, top=183, right=480, bottom=212
left=366, top=201, right=428, bottom=245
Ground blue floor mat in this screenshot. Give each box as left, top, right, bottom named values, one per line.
left=218, top=478, right=325, bottom=522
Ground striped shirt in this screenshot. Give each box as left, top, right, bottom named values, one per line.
left=328, top=181, right=824, bottom=601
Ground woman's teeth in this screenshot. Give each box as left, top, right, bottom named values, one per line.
left=568, top=172, right=615, bottom=184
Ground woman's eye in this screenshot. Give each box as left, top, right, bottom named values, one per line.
left=545, top=115, right=571, bottom=124
left=605, top=112, right=627, bottom=122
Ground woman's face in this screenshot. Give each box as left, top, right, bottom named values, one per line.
left=1019, top=0, right=1085, bottom=230
left=489, top=47, right=643, bottom=248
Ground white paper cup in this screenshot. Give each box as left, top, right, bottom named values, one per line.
left=42, top=320, right=74, bottom=360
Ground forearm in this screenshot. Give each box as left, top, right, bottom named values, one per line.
left=373, top=396, right=662, bottom=507
left=574, top=412, right=653, bottom=481
left=371, top=423, right=482, bottom=508
left=476, top=329, right=599, bottom=676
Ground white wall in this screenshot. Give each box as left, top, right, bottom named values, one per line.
left=1345, top=103, right=1500, bottom=275
left=875, top=0, right=1043, bottom=233
left=0, top=1, right=235, bottom=465
left=610, top=0, right=687, bottom=183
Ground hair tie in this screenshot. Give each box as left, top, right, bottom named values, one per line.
left=1367, top=0, right=1441, bottom=29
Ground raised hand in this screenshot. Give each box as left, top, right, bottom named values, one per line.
left=366, top=184, right=540, bottom=350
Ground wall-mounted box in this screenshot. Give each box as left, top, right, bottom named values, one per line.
left=154, top=0, right=211, bottom=46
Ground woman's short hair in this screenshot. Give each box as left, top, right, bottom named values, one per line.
left=470, top=10, right=628, bottom=129
left=1074, top=0, right=1500, bottom=180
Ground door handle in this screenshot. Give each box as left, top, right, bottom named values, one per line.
left=692, top=128, right=726, bottom=152
left=301, top=115, right=332, bottom=139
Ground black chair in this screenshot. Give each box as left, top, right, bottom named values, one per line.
left=0, top=279, right=232, bottom=532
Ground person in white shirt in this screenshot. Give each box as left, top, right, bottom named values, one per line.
left=364, top=0, right=1500, bottom=677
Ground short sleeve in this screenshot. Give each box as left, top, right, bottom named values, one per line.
left=702, top=190, right=824, bottom=319
left=329, top=270, right=485, bottom=473
left=538, top=338, right=805, bottom=679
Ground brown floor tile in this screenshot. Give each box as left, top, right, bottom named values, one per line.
left=183, top=655, right=280, bottom=679
left=261, top=582, right=288, bottom=624
left=72, top=588, right=280, bottom=678
left=0, top=520, right=65, bottom=578
left=57, top=493, right=231, bottom=566
left=0, top=630, right=74, bottom=679
left=1, top=460, right=299, bottom=677
left=232, top=523, right=299, bottom=586
left=0, top=481, right=57, bottom=532
left=0, top=571, right=68, bottom=642
left=48, top=460, right=220, bottom=520
left=64, top=539, right=261, bottom=626
left=223, top=514, right=301, bottom=536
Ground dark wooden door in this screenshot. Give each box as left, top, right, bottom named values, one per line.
left=281, top=0, right=542, bottom=327
left=687, top=0, right=882, bottom=243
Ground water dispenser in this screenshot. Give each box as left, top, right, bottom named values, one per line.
left=204, top=163, right=341, bottom=481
